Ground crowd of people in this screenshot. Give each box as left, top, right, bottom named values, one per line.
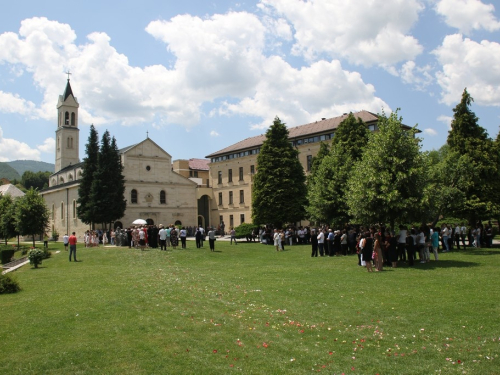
left=256, top=222, right=495, bottom=270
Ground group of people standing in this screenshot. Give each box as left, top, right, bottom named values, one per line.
left=306, top=221, right=495, bottom=273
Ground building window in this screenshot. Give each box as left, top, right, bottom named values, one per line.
left=229, top=191, right=233, bottom=204
left=240, top=214, right=245, bottom=224
left=189, top=171, right=193, bottom=177
left=206, top=179, right=210, bottom=187
left=307, top=155, right=312, bottom=172
left=52, top=204, right=55, bottom=220
left=194, top=171, right=198, bottom=178
left=131, top=189, right=138, bottom=204
left=250, top=165, right=255, bottom=174
left=239, top=190, right=244, bottom=204
left=71, top=112, right=76, bottom=126
left=239, top=167, right=243, bottom=181
left=160, top=190, right=166, bottom=204
left=230, top=215, right=234, bottom=228
left=60, top=202, right=64, bottom=220
left=65, top=111, right=69, bottom=125
left=73, top=200, right=76, bottom=219
left=228, top=169, right=232, bottom=183
left=218, top=192, right=223, bottom=206
left=218, top=171, right=222, bottom=184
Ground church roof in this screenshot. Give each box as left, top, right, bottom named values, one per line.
left=63, top=79, right=74, bottom=101
left=0, top=184, right=25, bottom=198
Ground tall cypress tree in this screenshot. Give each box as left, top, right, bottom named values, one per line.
left=443, top=89, right=500, bottom=223
left=77, top=125, right=99, bottom=226
left=252, top=117, right=307, bottom=228
left=89, top=131, right=112, bottom=226
left=105, top=136, right=126, bottom=226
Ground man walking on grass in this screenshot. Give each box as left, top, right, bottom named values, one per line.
left=69, top=232, right=77, bottom=262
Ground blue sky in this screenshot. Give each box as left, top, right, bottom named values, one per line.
left=1, top=0, right=499, bottom=165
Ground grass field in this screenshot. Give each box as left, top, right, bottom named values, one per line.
left=1, top=240, right=499, bottom=374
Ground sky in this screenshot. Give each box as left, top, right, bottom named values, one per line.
left=1, top=0, right=500, bottom=165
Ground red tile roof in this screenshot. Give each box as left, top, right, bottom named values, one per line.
left=206, top=110, right=380, bottom=157
left=188, top=158, right=210, bottom=170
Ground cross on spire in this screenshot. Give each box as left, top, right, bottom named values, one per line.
left=65, top=70, right=72, bottom=80
left=146, top=130, right=149, bottom=138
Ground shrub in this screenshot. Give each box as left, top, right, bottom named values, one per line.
left=234, top=223, right=258, bottom=239
left=1, top=249, right=15, bottom=264
left=28, top=248, right=44, bottom=268
left=0, top=273, right=21, bottom=294
left=42, top=248, right=51, bottom=259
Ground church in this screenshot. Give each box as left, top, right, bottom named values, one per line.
left=41, top=80, right=202, bottom=237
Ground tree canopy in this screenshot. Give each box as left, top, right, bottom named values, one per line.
left=306, top=113, right=369, bottom=225
left=15, top=188, right=50, bottom=247
left=252, top=117, right=307, bottom=228
left=21, top=171, right=50, bottom=190
left=346, top=110, right=425, bottom=229
left=77, top=125, right=99, bottom=225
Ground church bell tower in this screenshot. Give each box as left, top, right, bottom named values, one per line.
left=55, top=76, right=80, bottom=172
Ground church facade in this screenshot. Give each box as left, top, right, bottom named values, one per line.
left=41, top=80, right=199, bottom=238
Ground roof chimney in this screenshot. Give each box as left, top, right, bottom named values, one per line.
left=321, top=117, right=326, bottom=120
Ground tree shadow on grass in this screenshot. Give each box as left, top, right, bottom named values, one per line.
left=398, top=259, right=480, bottom=269
left=458, top=248, right=500, bottom=256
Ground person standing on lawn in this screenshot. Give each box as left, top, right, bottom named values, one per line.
left=69, top=232, right=77, bottom=262
left=208, top=227, right=216, bottom=252
left=230, top=227, right=237, bottom=245
left=63, top=233, right=69, bottom=251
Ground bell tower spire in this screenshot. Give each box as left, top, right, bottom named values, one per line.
left=55, top=73, right=80, bottom=172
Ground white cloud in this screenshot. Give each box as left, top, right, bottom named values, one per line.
left=210, top=130, right=220, bottom=137
left=0, top=15, right=390, bottom=134
left=260, top=0, right=424, bottom=66
left=423, top=128, right=438, bottom=136
left=220, top=57, right=390, bottom=129
left=435, top=0, right=500, bottom=34
left=433, top=34, right=500, bottom=106
left=0, top=90, right=36, bottom=115
left=437, top=115, right=453, bottom=130
left=400, top=61, right=433, bottom=90
left=37, top=137, right=55, bottom=154
left=0, top=126, right=41, bottom=161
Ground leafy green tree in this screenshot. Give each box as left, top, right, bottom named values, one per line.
left=106, top=136, right=126, bottom=226
left=15, top=188, right=50, bottom=247
left=252, top=117, right=307, bottom=228
left=21, top=171, right=51, bottom=190
left=77, top=125, right=99, bottom=226
left=306, top=113, right=369, bottom=224
left=346, top=110, right=426, bottom=229
left=0, top=194, right=18, bottom=244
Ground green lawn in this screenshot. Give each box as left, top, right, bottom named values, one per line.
left=1, top=241, right=499, bottom=374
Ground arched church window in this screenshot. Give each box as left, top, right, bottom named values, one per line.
left=73, top=200, right=77, bottom=219
left=52, top=204, right=55, bottom=220
left=61, top=202, right=64, bottom=220
left=160, top=190, right=166, bottom=204
left=71, top=112, right=76, bottom=126
left=131, top=189, right=138, bottom=204
left=57, top=137, right=60, bottom=150
left=68, top=174, right=73, bottom=181
left=65, top=111, right=69, bottom=125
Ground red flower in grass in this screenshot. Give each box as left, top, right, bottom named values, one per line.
left=329, top=351, right=333, bottom=355
left=213, top=349, right=218, bottom=353
left=262, top=342, right=268, bottom=348
left=457, top=360, right=462, bottom=364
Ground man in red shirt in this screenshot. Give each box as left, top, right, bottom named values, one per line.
left=69, top=232, right=78, bottom=262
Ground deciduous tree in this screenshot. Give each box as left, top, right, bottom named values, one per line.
left=346, top=110, right=425, bottom=229
left=15, top=188, right=50, bottom=247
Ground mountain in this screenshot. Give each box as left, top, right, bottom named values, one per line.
left=0, top=162, right=21, bottom=181
left=7, top=160, right=55, bottom=175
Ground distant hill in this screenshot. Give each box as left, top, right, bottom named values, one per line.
left=0, top=163, right=21, bottom=181
left=7, top=160, right=55, bottom=175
